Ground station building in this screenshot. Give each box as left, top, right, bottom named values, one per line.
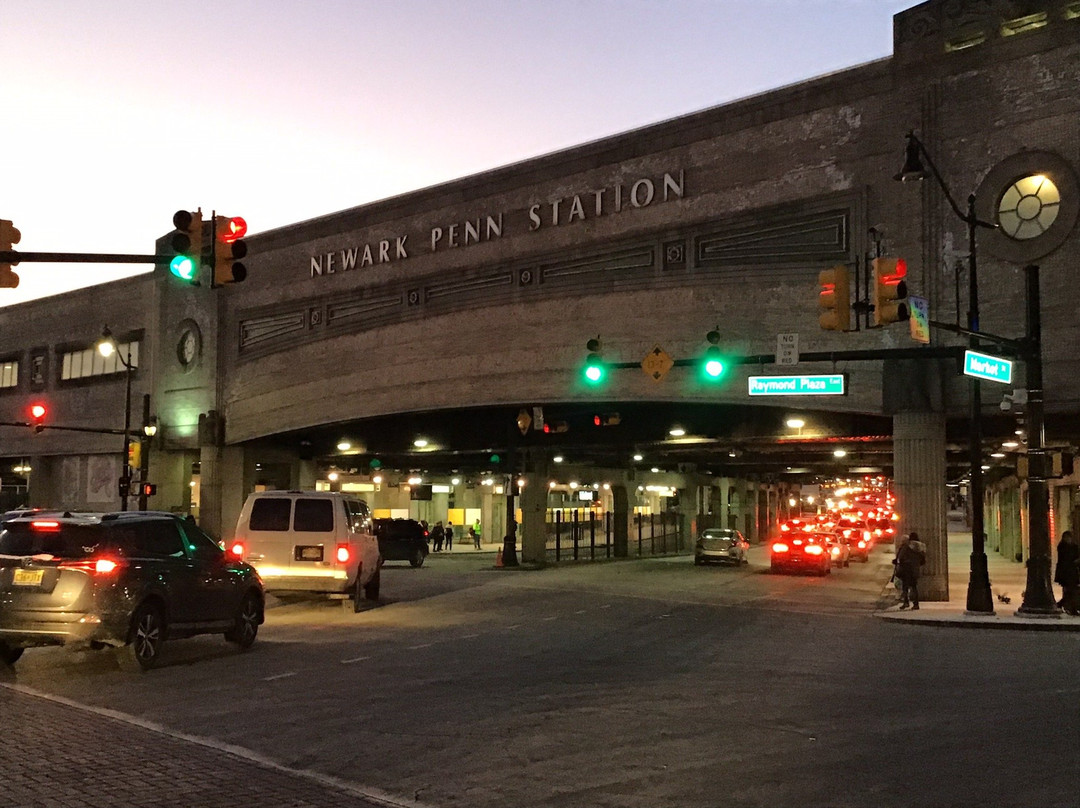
left=2, top=0, right=1079, bottom=599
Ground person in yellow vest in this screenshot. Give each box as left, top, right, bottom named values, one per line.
left=473, top=519, right=482, bottom=549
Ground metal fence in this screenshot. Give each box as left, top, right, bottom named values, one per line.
left=544, top=509, right=684, bottom=563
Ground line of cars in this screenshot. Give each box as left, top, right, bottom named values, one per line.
left=769, top=509, right=896, bottom=575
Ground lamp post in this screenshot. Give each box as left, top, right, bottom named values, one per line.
left=895, top=131, right=998, bottom=614
left=139, top=397, right=157, bottom=511
left=97, top=326, right=134, bottom=512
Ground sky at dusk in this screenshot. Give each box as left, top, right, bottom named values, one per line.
left=2, top=0, right=914, bottom=306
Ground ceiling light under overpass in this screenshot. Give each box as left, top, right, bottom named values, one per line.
left=786, top=418, right=805, bottom=429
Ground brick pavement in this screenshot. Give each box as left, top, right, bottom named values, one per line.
left=0, top=684, right=423, bottom=808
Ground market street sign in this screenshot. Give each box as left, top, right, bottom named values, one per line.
left=747, top=374, right=846, bottom=396
left=963, top=350, right=1013, bottom=384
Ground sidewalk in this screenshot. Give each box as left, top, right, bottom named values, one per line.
left=876, top=520, right=1080, bottom=631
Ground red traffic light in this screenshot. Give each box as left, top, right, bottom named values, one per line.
left=28, top=402, right=47, bottom=433
left=218, top=216, right=247, bottom=244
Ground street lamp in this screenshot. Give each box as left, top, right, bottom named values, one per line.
left=895, top=131, right=998, bottom=614
left=97, top=325, right=133, bottom=512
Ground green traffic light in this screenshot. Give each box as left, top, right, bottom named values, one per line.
left=702, top=345, right=729, bottom=382
left=170, top=254, right=197, bottom=282
left=705, top=358, right=725, bottom=377
left=584, top=363, right=605, bottom=384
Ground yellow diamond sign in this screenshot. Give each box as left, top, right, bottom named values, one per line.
left=641, top=346, right=674, bottom=382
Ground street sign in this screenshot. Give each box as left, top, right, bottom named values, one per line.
left=748, top=374, right=846, bottom=396
left=641, top=346, right=674, bottom=382
left=964, top=350, right=1013, bottom=384
left=776, top=333, right=799, bottom=365
left=908, top=295, right=930, bottom=344
left=532, top=406, right=545, bottom=431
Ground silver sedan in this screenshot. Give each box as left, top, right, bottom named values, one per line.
left=694, top=528, right=749, bottom=566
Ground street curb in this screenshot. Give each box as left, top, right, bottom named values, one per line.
left=873, top=610, right=1080, bottom=631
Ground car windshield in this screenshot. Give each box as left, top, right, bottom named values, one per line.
left=0, top=522, right=106, bottom=558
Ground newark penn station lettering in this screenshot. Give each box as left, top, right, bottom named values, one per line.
left=310, top=168, right=686, bottom=278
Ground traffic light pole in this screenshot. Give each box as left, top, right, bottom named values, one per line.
left=1017, top=265, right=1059, bottom=615
left=0, top=251, right=167, bottom=264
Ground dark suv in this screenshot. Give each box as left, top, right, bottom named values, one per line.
left=372, top=518, right=429, bottom=567
left=0, top=512, right=264, bottom=670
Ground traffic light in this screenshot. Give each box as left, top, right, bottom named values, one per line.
left=818, top=265, right=851, bottom=331
left=583, top=337, right=605, bottom=385
left=213, top=215, right=248, bottom=286
left=1, top=219, right=21, bottom=289
left=170, top=210, right=204, bottom=283
left=28, top=402, right=46, bottom=433
left=701, top=329, right=730, bottom=382
left=543, top=421, right=569, bottom=434
left=128, top=440, right=142, bottom=470
left=593, top=412, right=621, bottom=427
left=140, top=483, right=157, bottom=497
left=872, top=257, right=909, bottom=326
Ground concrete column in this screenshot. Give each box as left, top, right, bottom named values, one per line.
left=200, top=444, right=245, bottom=542
left=893, top=411, right=949, bottom=601
left=296, top=459, right=317, bottom=491
left=520, top=464, right=549, bottom=565
left=718, top=478, right=731, bottom=528
left=611, top=483, right=630, bottom=557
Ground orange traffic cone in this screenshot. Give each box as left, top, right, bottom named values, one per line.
left=495, top=546, right=504, bottom=567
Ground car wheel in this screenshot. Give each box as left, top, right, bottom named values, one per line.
left=352, top=573, right=364, bottom=613
left=224, top=592, right=260, bottom=649
left=364, top=568, right=381, bottom=601
left=127, top=603, right=165, bottom=671
left=0, top=640, right=24, bottom=667
left=410, top=548, right=426, bottom=568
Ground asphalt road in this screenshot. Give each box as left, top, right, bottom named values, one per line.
left=4, top=544, right=1079, bottom=808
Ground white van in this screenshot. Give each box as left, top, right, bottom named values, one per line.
left=231, top=491, right=382, bottom=610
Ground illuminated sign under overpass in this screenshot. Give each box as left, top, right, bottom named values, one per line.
left=747, top=374, right=846, bottom=396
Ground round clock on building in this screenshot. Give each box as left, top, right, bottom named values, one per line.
left=177, top=324, right=201, bottom=368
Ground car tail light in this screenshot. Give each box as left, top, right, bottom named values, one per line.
left=830, top=546, right=840, bottom=557
left=780, top=524, right=790, bottom=532
left=863, top=530, right=872, bottom=541
left=58, top=557, right=123, bottom=575
left=858, top=540, right=867, bottom=548
left=771, top=542, right=789, bottom=553
left=30, top=520, right=60, bottom=531
left=792, top=538, right=803, bottom=546
left=228, top=541, right=245, bottom=559
left=805, top=544, right=824, bottom=556
left=336, top=544, right=351, bottom=564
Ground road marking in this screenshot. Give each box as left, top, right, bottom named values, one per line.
left=542, top=616, right=558, bottom=621
left=506, top=624, right=521, bottom=629
left=263, top=671, right=297, bottom=681
left=600, top=604, right=612, bottom=609
left=340, top=656, right=370, bottom=664
left=460, top=633, right=480, bottom=639
left=574, top=610, right=587, bottom=615
left=0, top=682, right=436, bottom=808
left=408, top=643, right=432, bottom=650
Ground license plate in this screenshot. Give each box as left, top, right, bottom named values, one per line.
left=13, top=568, right=44, bottom=586
left=295, top=545, right=324, bottom=562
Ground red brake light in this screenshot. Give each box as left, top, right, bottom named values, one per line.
left=336, top=544, right=350, bottom=564
left=31, top=520, right=60, bottom=530
left=780, top=524, right=790, bottom=532
left=59, top=556, right=122, bottom=575
left=858, top=540, right=867, bottom=548
left=228, top=542, right=245, bottom=559
left=830, top=547, right=840, bottom=557
left=805, top=544, right=824, bottom=556
left=94, top=558, right=120, bottom=574
left=771, top=542, right=789, bottom=553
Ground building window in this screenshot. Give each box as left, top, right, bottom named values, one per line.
left=0, top=359, right=17, bottom=388
left=61, top=341, right=139, bottom=381
left=997, top=175, right=1061, bottom=240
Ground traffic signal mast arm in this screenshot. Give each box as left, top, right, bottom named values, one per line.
left=0, top=251, right=168, bottom=264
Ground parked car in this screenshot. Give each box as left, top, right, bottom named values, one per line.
left=372, top=518, right=429, bottom=567
left=770, top=533, right=831, bottom=576
left=0, top=512, right=264, bottom=670
left=232, top=491, right=382, bottom=611
left=694, top=528, right=749, bottom=565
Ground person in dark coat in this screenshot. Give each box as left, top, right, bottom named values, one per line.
left=1054, top=530, right=1079, bottom=615
left=895, top=532, right=926, bottom=610
left=431, top=521, right=444, bottom=552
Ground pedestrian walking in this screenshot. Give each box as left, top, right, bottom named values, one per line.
left=444, top=521, right=454, bottom=551
left=894, top=532, right=926, bottom=610
left=469, top=524, right=479, bottom=549
left=431, top=521, right=444, bottom=552
left=1054, top=529, right=1079, bottom=615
